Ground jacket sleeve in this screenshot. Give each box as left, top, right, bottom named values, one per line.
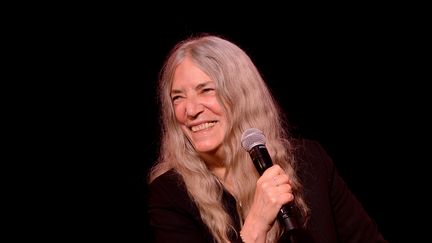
left=147, top=171, right=212, bottom=243
left=312, top=140, right=388, bottom=243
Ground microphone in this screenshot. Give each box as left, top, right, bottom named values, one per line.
left=241, top=128, right=298, bottom=234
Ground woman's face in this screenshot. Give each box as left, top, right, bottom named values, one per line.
left=171, top=57, right=227, bottom=161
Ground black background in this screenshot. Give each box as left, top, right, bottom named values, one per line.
left=38, top=6, right=427, bottom=243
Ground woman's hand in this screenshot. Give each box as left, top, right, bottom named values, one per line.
left=240, top=165, right=294, bottom=242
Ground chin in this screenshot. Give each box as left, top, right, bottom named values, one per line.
left=193, top=142, right=220, bottom=153
left=195, top=146, right=216, bottom=153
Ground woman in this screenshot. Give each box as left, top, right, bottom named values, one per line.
left=147, top=33, right=387, bottom=243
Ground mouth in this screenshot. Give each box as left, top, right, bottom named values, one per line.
left=190, top=121, right=217, bottom=132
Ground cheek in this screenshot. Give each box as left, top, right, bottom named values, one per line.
left=173, top=104, right=186, bottom=122
left=208, top=99, right=224, bottom=115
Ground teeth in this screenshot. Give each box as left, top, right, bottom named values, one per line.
left=191, top=122, right=215, bottom=132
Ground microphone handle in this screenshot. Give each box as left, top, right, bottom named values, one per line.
left=279, top=204, right=298, bottom=232
left=249, top=145, right=298, bottom=233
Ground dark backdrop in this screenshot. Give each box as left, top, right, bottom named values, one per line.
left=60, top=11, right=426, bottom=243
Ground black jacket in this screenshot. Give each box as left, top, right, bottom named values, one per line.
left=148, top=139, right=387, bottom=243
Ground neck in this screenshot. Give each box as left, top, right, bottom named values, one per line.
left=210, top=166, right=226, bottom=180
left=210, top=166, right=235, bottom=195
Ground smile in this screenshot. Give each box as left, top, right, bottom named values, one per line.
left=191, top=122, right=217, bottom=132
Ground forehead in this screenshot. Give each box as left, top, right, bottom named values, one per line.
left=172, top=58, right=213, bottom=89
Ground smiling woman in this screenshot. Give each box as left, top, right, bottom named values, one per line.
left=147, top=33, right=387, bottom=243
left=171, top=58, right=227, bottom=156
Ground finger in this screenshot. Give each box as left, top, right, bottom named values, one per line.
left=279, top=192, right=295, bottom=205
left=274, top=173, right=290, bottom=186
left=272, top=175, right=278, bottom=187
left=276, top=184, right=293, bottom=194
left=261, top=164, right=283, bottom=178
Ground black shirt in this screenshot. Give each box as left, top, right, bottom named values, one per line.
left=148, top=139, right=387, bottom=243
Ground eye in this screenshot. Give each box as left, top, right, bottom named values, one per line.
left=171, top=95, right=183, bottom=103
left=202, top=88, right=215, bottom=93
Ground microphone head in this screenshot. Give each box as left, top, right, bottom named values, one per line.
left=241, top=128, right=266, bottom=151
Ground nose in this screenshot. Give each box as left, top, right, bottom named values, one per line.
left=185, top=97, right=204, bottom=118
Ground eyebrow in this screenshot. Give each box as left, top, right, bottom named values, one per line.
left=171, top=81, right=214, bottom=95
left=196, top=81, right=213, bottom=90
